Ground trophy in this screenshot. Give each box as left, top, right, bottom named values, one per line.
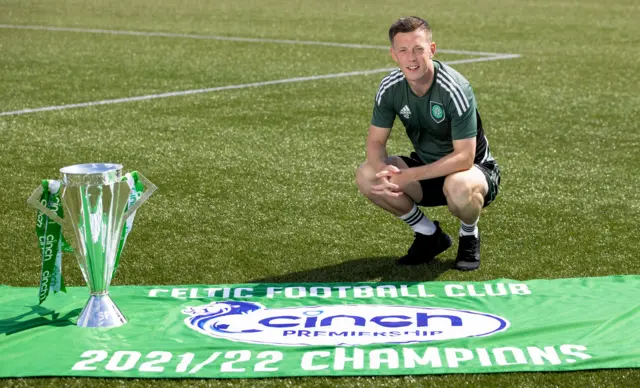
left=27, top=163, right=156, bottom=328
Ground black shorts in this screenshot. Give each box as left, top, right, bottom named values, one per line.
left=399, top=152, right=501, bottom=208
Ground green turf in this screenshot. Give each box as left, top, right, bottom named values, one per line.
left=1, top=0, right=639, bottom=386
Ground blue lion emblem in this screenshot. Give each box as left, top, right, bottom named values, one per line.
left=182, top=301, right=264, bottom=334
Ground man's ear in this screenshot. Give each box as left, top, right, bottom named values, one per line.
left=389, top=46, right=398, bottom=63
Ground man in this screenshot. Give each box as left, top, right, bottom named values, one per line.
left=356, top=16, right=501, bottom=271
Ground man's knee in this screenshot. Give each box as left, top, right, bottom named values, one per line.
left=443, top=173, right=479, bottom=209
left=355, top=162, right=378, bottom=197
left=356, top=157, right=407, bottom=196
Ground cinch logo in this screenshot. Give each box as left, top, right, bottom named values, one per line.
left=182, top=302, right=509, bottom=346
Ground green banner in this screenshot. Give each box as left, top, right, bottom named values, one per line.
left=35, top=180, right=66, bottom=304
left=114, top=171, right=145, bottom=274
left=1, top=276, right=639, bottom=378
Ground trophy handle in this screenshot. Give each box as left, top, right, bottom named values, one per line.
left=123, top=172, right=157, bottom=221
left=27, top=185, right=66, bottom=225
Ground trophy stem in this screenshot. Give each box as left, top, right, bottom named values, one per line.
left=77, top=293, right=127, bottom=328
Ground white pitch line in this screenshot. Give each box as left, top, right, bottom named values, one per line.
left=0, top=68, right=394, bottom=117
left=444, top=54, right=521, bottom=65
left=0, top=24, right=513, bottom=57
left=0, top=55, right=520, bottom=117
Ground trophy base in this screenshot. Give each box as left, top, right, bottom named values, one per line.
left=77, top=293, right=128, bottom=328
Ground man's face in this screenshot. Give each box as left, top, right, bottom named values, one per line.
left=390, top=29, right=436, bottom=82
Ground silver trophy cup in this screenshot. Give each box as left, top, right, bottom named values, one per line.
left=27, top=163, right=156, bottom=328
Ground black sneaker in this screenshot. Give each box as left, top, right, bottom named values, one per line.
left=397, top=221, right=452, bottom=265
left=455, top=232, right=481, bottom=271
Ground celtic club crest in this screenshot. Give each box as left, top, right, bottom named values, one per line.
left=430, top=101, right=445, bottom=123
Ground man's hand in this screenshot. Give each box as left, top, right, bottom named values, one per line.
left=372, top=165, right=417, bottom=198
left=372, top=165, right=404, bottom=197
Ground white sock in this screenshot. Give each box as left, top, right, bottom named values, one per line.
left=460, top=219, right=479, bottom=238
left=399, top=204, right=437, bottom=235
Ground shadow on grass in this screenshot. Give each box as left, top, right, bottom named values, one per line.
left=250, top=256, right=451, bottom=284
left=0, top=305, right=81, bottom=335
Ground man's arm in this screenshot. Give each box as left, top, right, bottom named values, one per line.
left=366, top=125, right=392, bottom=170
left=409, top=137, right=476, bottom=181
left=383, top=137, right=476, bottom=192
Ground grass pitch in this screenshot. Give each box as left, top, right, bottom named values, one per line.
left=1, top=0, right=639, bottom=386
